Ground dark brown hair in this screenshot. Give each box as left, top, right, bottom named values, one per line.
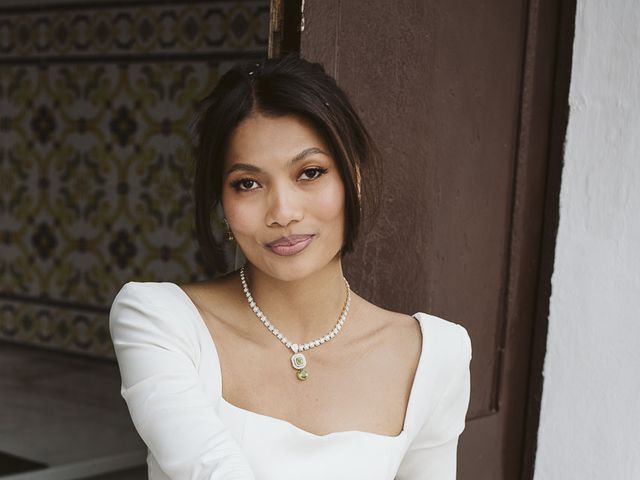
left=191, top=53, right=383, bottom=271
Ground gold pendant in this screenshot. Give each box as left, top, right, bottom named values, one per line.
left=291, top=352, right=308, bottom=381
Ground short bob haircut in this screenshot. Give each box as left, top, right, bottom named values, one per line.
left=191, top=53, right=383, bottom=272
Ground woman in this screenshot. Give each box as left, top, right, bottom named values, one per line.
left=110, top=53, right=472, bottom=480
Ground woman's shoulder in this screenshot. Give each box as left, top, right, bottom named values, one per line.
left=384, top=309, right=472, bottom=441
left=356, top=294, right=469, bottom=363
left=111, top=279, right=223, bottom=314
left=391, top=310, right=470, bottom=384
left=358, top=301, right=470, bottom=433
left=112, top=280, right=186, bottom=305
left=179, top=272, right=246, bottom=327
left=109, top=281, right=204, bottom=348
left=413, top=311, right=471, bottom=352
left=406, top=310, right=471, bottom=386
left=370, top=300, right=470, bottom=382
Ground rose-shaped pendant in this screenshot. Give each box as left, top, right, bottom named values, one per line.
left=291, top=352, right=308, bottom=380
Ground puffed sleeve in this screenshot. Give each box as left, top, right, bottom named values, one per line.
left=109, top=282, right=256, bottom=480
left=395, top=324, right=472, bottom=479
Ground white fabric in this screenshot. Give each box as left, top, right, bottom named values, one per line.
left=109, top=281, right=472, bottom=480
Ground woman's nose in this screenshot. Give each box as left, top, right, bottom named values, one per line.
left=265, top=183, right=304, bottom=227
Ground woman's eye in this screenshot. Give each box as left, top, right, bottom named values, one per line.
left=300, top=167, right=328, bottom=180
left=230, top=167, right=327, bottom=192
left=230, top=179, right=258, bottom=191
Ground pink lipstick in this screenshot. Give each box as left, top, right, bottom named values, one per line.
left=267, top=235, right=314, bottom=256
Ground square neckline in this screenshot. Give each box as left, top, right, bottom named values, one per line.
left=169, top=282, right=428, bottom=441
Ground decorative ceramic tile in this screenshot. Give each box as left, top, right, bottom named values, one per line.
left=0, top=1, right=269, bottom=358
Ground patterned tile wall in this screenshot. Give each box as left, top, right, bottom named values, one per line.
left=0, top=1, right=269, bottom=358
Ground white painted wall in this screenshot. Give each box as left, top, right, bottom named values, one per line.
left=534, top=1, right=640, bottom=479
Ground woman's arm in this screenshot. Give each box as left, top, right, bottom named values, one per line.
left=395, top=324, right=472, bottom=479
left=109, top=282, right=255, bottom=480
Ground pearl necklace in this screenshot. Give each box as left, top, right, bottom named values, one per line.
left=239, top=265, right=351, bottom=381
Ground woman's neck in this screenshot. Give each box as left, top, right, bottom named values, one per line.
left=239, top=260, right=349, bottom=341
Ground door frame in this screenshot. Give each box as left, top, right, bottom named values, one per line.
left=518, top=1, right=577, bottom=478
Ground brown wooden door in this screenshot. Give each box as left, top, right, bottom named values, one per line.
left=277, top=0, right=575, bottom=478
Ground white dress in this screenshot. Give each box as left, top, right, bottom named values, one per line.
left=109, top=281, right=472, bottom=480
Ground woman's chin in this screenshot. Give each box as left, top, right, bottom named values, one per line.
left=245, top=254, right=340, bottom=282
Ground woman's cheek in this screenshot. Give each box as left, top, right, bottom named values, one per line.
left=221, top=190, right=250, bottom=234
left=313, top=177, right=345, bottom=220
left=225, top=203, right=257, bottom=237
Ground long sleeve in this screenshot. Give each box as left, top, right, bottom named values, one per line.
left=395, top=324, right=472, bottom=479
left=109, top=282, right=256, bottom=480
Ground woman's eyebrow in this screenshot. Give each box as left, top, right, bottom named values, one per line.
left=225, top=147, right=328, bottom=176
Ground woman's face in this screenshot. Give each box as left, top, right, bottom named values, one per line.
left=221, top=113, right=346, bottom=280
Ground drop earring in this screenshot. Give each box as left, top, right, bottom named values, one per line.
left=223, top=217, right=234, bottom=241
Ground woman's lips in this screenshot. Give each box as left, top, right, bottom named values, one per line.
left=267, top=235, right=314, bottom=256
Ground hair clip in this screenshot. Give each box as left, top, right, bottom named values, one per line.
left=248, top=62, right=261, bottom=76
